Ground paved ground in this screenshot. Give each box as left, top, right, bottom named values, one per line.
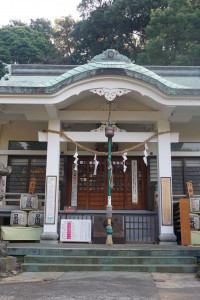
left=0, top=272, right=200, bottom=300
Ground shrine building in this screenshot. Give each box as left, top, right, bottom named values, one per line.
left=1, top=49, right=200, bottom=244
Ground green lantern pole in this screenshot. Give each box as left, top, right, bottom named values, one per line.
left=105, top=119, right=114, bottom=246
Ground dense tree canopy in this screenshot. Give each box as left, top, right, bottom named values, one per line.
left=0, top=25, right=60, bottom=65
left=30, top=18, right=53, bottom=39
left=71, top=0, right=168, bottom=63
left=137, top=0, right=200, bottom=65
left=77, top=0, right=113, bottom=19
left=53, top=16, right=76, bottom=62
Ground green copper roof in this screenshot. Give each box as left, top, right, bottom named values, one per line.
left=1, top=49, right=200, bottom=96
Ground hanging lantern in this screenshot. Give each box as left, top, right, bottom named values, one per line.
left=105, top=125, right=114, bottom=138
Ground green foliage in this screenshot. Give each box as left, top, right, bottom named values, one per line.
left=77, top=0, right=113, bottom=19
left=30, top=18, right=53, bottom=39
left=0, top=25, right=59, bottom=64
left=0, top=61, right=5, bottom=79
left=1, top=0, right=200, bottom=67
left=8, top=20, right=27, bottom=27
left=138, top=0, right=200, bottom=65
left=71, top=0, right=168, bottom=63
left=53, top=16, right=76, bottom=62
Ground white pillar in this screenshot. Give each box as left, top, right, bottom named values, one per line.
left=157, top=120, right=177, bottom=244
left=40, top=119, right=60, bottom=243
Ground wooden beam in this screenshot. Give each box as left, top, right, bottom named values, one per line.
left=26, top=110, right=161, bottom=122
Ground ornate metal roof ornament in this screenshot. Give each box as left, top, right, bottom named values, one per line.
left=89, top=49, right=134, bottom=63
left=90, top=88, right=131, bottom=101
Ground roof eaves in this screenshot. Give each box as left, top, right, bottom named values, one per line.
left=0, top=62, right=199, bottom=96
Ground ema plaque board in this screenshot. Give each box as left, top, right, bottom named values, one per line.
left=60, top=219, right=92, bottom=242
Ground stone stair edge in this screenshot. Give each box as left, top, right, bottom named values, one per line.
left=22, top=263, right=197, bottom=267
left=23, top=255, right=197, bottom=259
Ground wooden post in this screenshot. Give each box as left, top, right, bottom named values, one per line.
left=179, top=198, right=191, bottom=246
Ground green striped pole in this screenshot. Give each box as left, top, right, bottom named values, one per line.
left=105, top=125, right=113, bottom=246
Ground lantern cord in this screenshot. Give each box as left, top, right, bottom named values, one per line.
left=43, top=129, right=170, bottom=156
left=108, top=102, right=111, bottom=124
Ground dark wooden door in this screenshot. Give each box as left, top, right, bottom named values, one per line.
left=77, top=157, right=107, bottom=209
left=111, top=157, right=147, bottom=210
left=67, top=156, right=147, bottom=210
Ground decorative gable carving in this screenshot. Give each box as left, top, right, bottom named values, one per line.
left=90, top=88, right=131, bottom=101
left=89, top=49, right=134, bottom=63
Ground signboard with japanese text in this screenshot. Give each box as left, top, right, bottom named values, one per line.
left=60, top=219, right=92, bottom=242
left=45, top=176, right=57, bottom=224
left=132, top=160, right=138, bottom=203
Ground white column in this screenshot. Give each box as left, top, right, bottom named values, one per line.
left=40, top=119, right=60, bottom=243
left=157, top=120, right=177, bottom=244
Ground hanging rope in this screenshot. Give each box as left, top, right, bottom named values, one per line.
left=43, top=129, right=170, bottom=156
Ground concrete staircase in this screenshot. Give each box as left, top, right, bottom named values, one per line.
left=7, top=246, right=200, bottom=273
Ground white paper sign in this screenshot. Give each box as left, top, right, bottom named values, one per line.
left=132, top=160, right=138, bottom=203
left=60, top=219, right=92, bottom=242
left=45, top=176, right=57, bottom=224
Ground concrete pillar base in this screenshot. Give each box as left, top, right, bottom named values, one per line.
left=40, top=232, right=58, bottom=244
left=159, top=233, right=177, bottom=245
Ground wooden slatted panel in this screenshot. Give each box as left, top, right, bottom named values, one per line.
left=7, top=156, right=64, bottom=195
left=185, top=159, right=200, bottom=194
left=150, top=158, right=157, bottom=182
left=172, top=159, right=184, bottom=195
left=59, top=157, right=65, bottom=181
left=150, top=157, right=185, bottom=196
left=30, top=158, right=46, bottom=193
left=7, top=158, right=29, bottom=193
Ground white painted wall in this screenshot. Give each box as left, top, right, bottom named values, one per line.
left=0, top=121, right=48, bottom=150
left=171, top=122, right=200, bottom=142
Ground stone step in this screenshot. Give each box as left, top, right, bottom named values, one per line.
left=0, top=256, right=17, bottom=272
left=22, top=263, right=198, bottom=273
left=7, top=247, right=200, bottom=258
left=24, top=255, right=197, bottom=265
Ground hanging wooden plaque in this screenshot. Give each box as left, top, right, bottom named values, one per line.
left=186, top=181, right=194, bottom=198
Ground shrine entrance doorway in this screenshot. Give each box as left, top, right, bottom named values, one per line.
left=67, top=156, right=147, bottom=210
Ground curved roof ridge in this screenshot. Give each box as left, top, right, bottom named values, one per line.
left=0, top=49, right=199, bottom=95
left=43, top=58, right=187, bottom=92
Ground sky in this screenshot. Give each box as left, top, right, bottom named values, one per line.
left=0, top=0, right=82, bottom=27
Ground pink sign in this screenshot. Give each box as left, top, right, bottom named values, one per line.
left=67, top=222, right=71, bottom=239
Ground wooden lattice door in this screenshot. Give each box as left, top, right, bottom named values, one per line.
left=77, top=157, right=107, bottom=209
left=68, top=156, right=147, bottom=210
left=111, top=157, right=147, bottom=210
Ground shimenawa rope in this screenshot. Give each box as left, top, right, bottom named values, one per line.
left=43, top=129, right=170, bottom=156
